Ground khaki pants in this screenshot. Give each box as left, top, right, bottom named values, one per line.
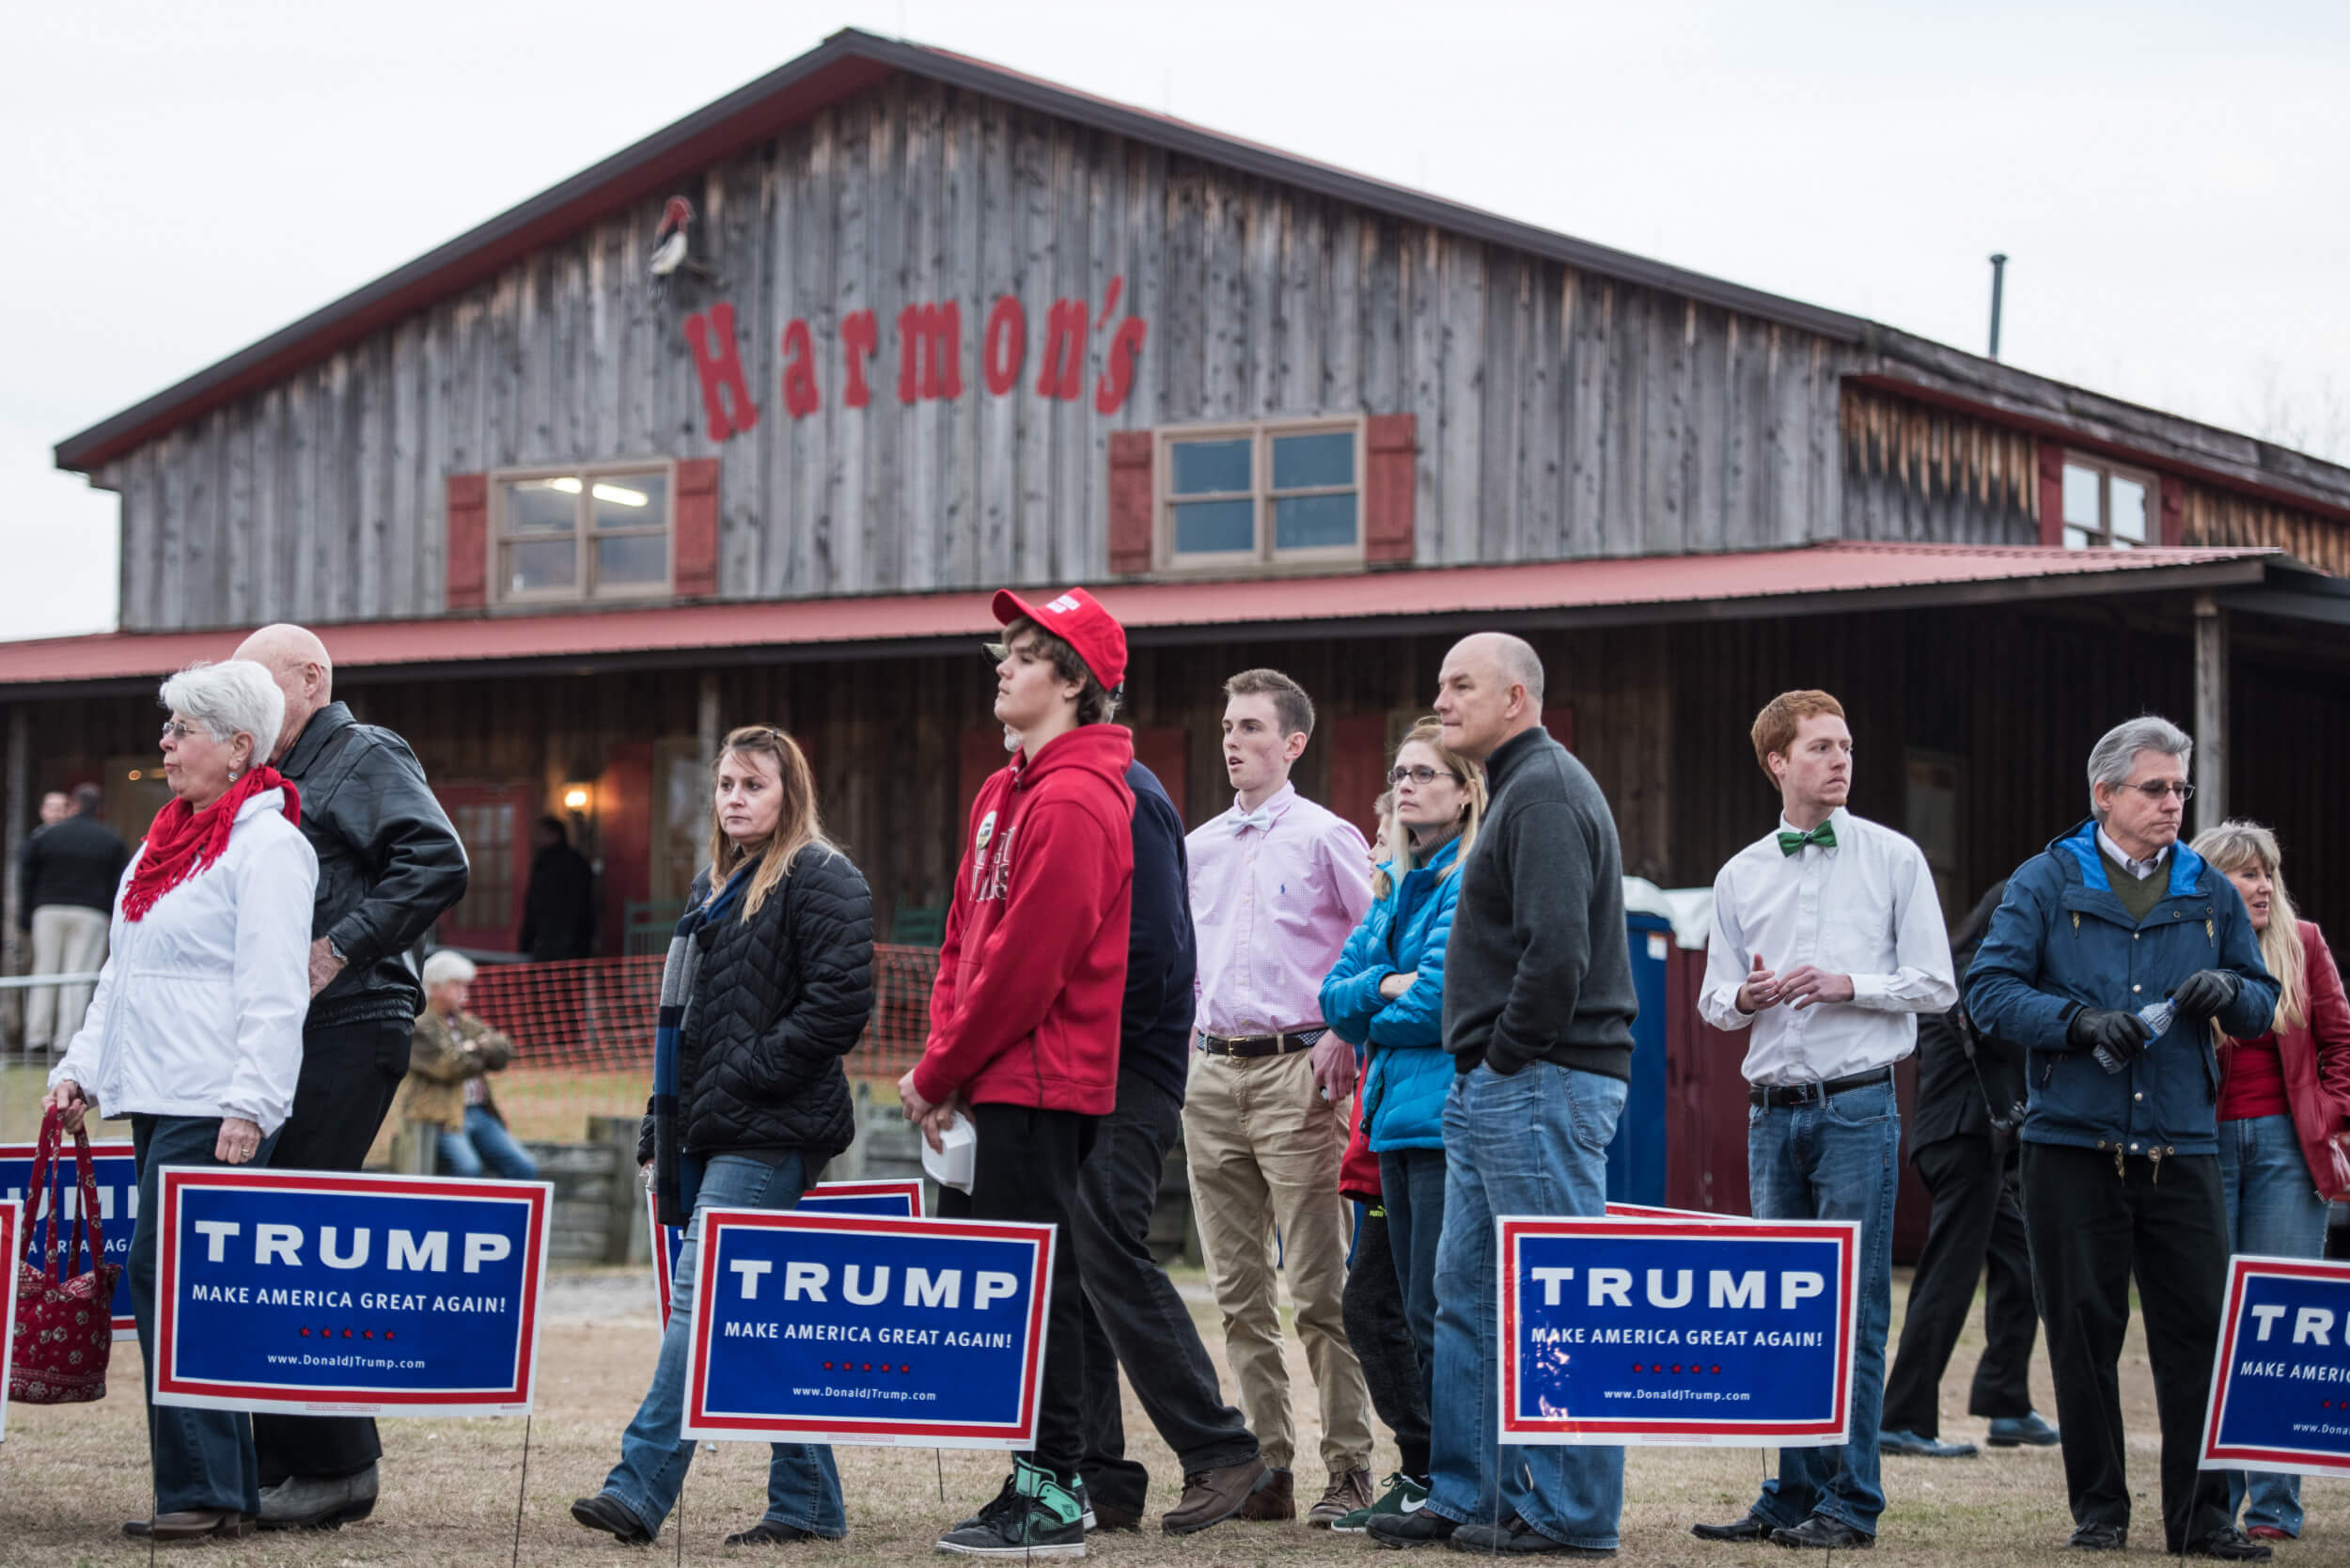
left=26, top=904, right=109, bottom=1052
left=1181, top=1045, right=1372, bottom=1474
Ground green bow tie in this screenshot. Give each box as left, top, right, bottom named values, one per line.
left=1778, top=822, right=1838, bottom=856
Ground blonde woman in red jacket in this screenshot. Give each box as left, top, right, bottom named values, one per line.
left=2191, top=820, right=2350, bottom=1544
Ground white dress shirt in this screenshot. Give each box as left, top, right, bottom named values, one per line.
left=1699, top=807, right=1958, bottom=1088
left=2095, top=825, right=2168, bottom=881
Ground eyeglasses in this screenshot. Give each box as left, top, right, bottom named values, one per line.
left=981, top=641, right=1010, bottom=664
left=2122, top=780, right=2196, bottom=801
left=1386, top=764, right=1457, bottom=787
left=160, top=720, right=201, bottom=742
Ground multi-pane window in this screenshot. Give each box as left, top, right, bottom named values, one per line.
left=1161, top=419, right=1362, bottom=569
left=2060, top=455, right=2155, bottom=550
left=495, top=463, right=673, bottom=602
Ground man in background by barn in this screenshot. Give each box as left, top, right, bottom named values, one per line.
left=232, top=623, right=471, bottom=1531
left=1966, top=716, right=2278, bottom=1560
left=1368, top=633, right=1637, bottom=1555
left=15, top=781, right=129, bottom=1060
left=1693, top=690, right=1954, bottom=1552
left=517, top=814, right=597, bottom=961
left=1183, top=667, right=1376, bottom=1528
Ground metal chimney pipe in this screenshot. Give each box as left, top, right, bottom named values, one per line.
left=1987, top=253, right=2008, bottom=360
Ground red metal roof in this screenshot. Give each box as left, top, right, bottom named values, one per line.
left=0, top=542, right=2277, bottom=693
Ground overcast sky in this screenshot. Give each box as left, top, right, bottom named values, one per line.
left=5, top=0, right=2343, bottom=642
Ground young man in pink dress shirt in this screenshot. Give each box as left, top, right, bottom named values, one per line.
left=1181, top=668, right=1378, bottom=1528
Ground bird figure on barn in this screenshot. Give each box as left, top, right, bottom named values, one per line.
left=649, top=196, right=722, bottom=290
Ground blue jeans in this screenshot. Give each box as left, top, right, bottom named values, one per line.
left=1746, top=1076, right=1900, bottom=1535
left=1426, top=1063, right=1627, bottom=1550
left=130, top=1113, right=281, bottom=1516
left=435, top=1105, right=539, bottom=1180
left=1378, top=1145, right=1447, bottom=1436
left=599, top=1152, right=845, bottom=1540
left=2217, top=1114, right=2329, bottom=1537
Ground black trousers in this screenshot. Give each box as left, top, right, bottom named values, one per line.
left=1341, top=1199, right=1430, bottom=1481
left=1068, top=1071, right=1257, bottom=1513
left=2021, top=1141, right=2232, bottom=1549
left=253, top=1019, right=410, bottom=1487
left=939, top=1102, right=1097, bottom=1482
left=1881, top=1134, right=2038, bottom=1437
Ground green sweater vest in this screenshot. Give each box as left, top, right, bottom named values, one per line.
left=2099, top=847, right=2168, bottom=924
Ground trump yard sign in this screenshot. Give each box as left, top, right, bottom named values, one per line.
left=2202, top=1253, right=2350, bottom=1481
left=153, top=1168, right=550, bottom=1418
left=2, top=1139, right=136, bottom=1340
left=682, top=1209, right=1050, bottom=1448
left=1500, top=1214, right=1858, bottom=1446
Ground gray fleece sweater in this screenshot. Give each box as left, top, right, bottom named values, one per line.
left=1441, top=726, right=1637, bottom=1080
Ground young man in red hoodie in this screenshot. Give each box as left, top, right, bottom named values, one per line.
left=901, top=587, right=1136, bottom=1559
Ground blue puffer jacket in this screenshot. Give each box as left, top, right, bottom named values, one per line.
left=1320, top=837, right=1460, bottom=1152
left=1966, top=819, right=2277, bottom=1157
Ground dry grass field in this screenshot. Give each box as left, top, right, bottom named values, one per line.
left=5, top=1259, right=2337, bottom=1567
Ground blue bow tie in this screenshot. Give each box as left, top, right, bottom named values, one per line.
left=1232, top=808, right=1275, bottom=836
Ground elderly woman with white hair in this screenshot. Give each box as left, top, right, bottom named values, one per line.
left=400, top=949, right=538, bottom=1179
left=44, top=659, right=318, bottom=1544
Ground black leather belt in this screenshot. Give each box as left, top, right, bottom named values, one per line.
left=1749, top=1067, right=1894, bottom=1109
left=1200, top=1029, right=1324, bottom=1059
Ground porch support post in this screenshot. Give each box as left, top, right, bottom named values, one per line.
left=2193, top=594, right=2229, bottom=835
left=3, top=703, right=25, bottom=1050
left=3, top=703, right=25, bottom=961
left=696, top=670, right=720, bottom=765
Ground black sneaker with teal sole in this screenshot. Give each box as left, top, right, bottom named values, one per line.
left=938, top=1458, right=1087, bottom=1558
left=954, top=1472, right=1097, bottom=1532
left=1333, top=1473, right=1431, bottom=1534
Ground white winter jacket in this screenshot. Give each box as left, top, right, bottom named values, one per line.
left=50, top=788, right=318, bottom=1136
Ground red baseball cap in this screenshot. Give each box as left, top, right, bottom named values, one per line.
left=992, top=587, right=1127, bottom=690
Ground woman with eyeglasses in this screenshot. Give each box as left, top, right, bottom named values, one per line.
left=45, top=662, right=317, bottom=1542
left=2187, top=820, right=2350, bottom=1544
left=1316, top=718, right=1486, bottom=1529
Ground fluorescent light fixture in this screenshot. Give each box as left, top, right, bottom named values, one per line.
left=519, top=477, right=647, bottom=505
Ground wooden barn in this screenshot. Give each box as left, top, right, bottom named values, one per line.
left=9, top=29, right=2350, bottom=1214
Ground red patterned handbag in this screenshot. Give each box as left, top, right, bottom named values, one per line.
left=8, top=1106, right=120, bottom=1404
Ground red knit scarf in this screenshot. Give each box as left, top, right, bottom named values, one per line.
left=120, top=767, right=302, bottom=922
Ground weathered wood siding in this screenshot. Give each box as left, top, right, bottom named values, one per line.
left=100, top=75, right=1848, bottom=633
left=1839, top=381, right=2039, bottom=545
left=2180, top=480, right=2350, bottom=576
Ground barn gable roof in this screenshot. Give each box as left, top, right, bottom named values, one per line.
left=49, top=27, right=2350, bottom=521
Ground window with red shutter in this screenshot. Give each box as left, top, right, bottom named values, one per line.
left=1153, top=416, right=1375, bottom=573
left=446, top=473, right=488, bottom=611
left=481, top=459, right=685, bottom=604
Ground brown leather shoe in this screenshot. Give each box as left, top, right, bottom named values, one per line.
left=145, top=1511, right=257, bottom=1542
left=1308, top=1467, right=1375, bottom=1529
left=1234, top=1466, right=1295, bottom=1521
left=1163, top=1456, right=1270, bottom=1534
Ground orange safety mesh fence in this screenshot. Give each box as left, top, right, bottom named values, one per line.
left=462, top=945, right=939, bottom=1143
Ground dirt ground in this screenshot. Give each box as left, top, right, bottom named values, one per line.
left=0, top=1262, right=2337, bottom=1565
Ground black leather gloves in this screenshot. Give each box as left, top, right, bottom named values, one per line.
left=2068, top=1007, right=2154, bottom=1066
left=2170, top=969, right=2241, bottom=1024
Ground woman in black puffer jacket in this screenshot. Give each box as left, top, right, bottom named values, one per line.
left=572, top=725, right=873, bottom=1549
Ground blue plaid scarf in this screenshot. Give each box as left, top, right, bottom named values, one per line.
left=650, top=867, right=748, bottom=1227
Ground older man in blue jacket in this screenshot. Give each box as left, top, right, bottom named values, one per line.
left=1968, top=715, right=2277, bottom=1562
